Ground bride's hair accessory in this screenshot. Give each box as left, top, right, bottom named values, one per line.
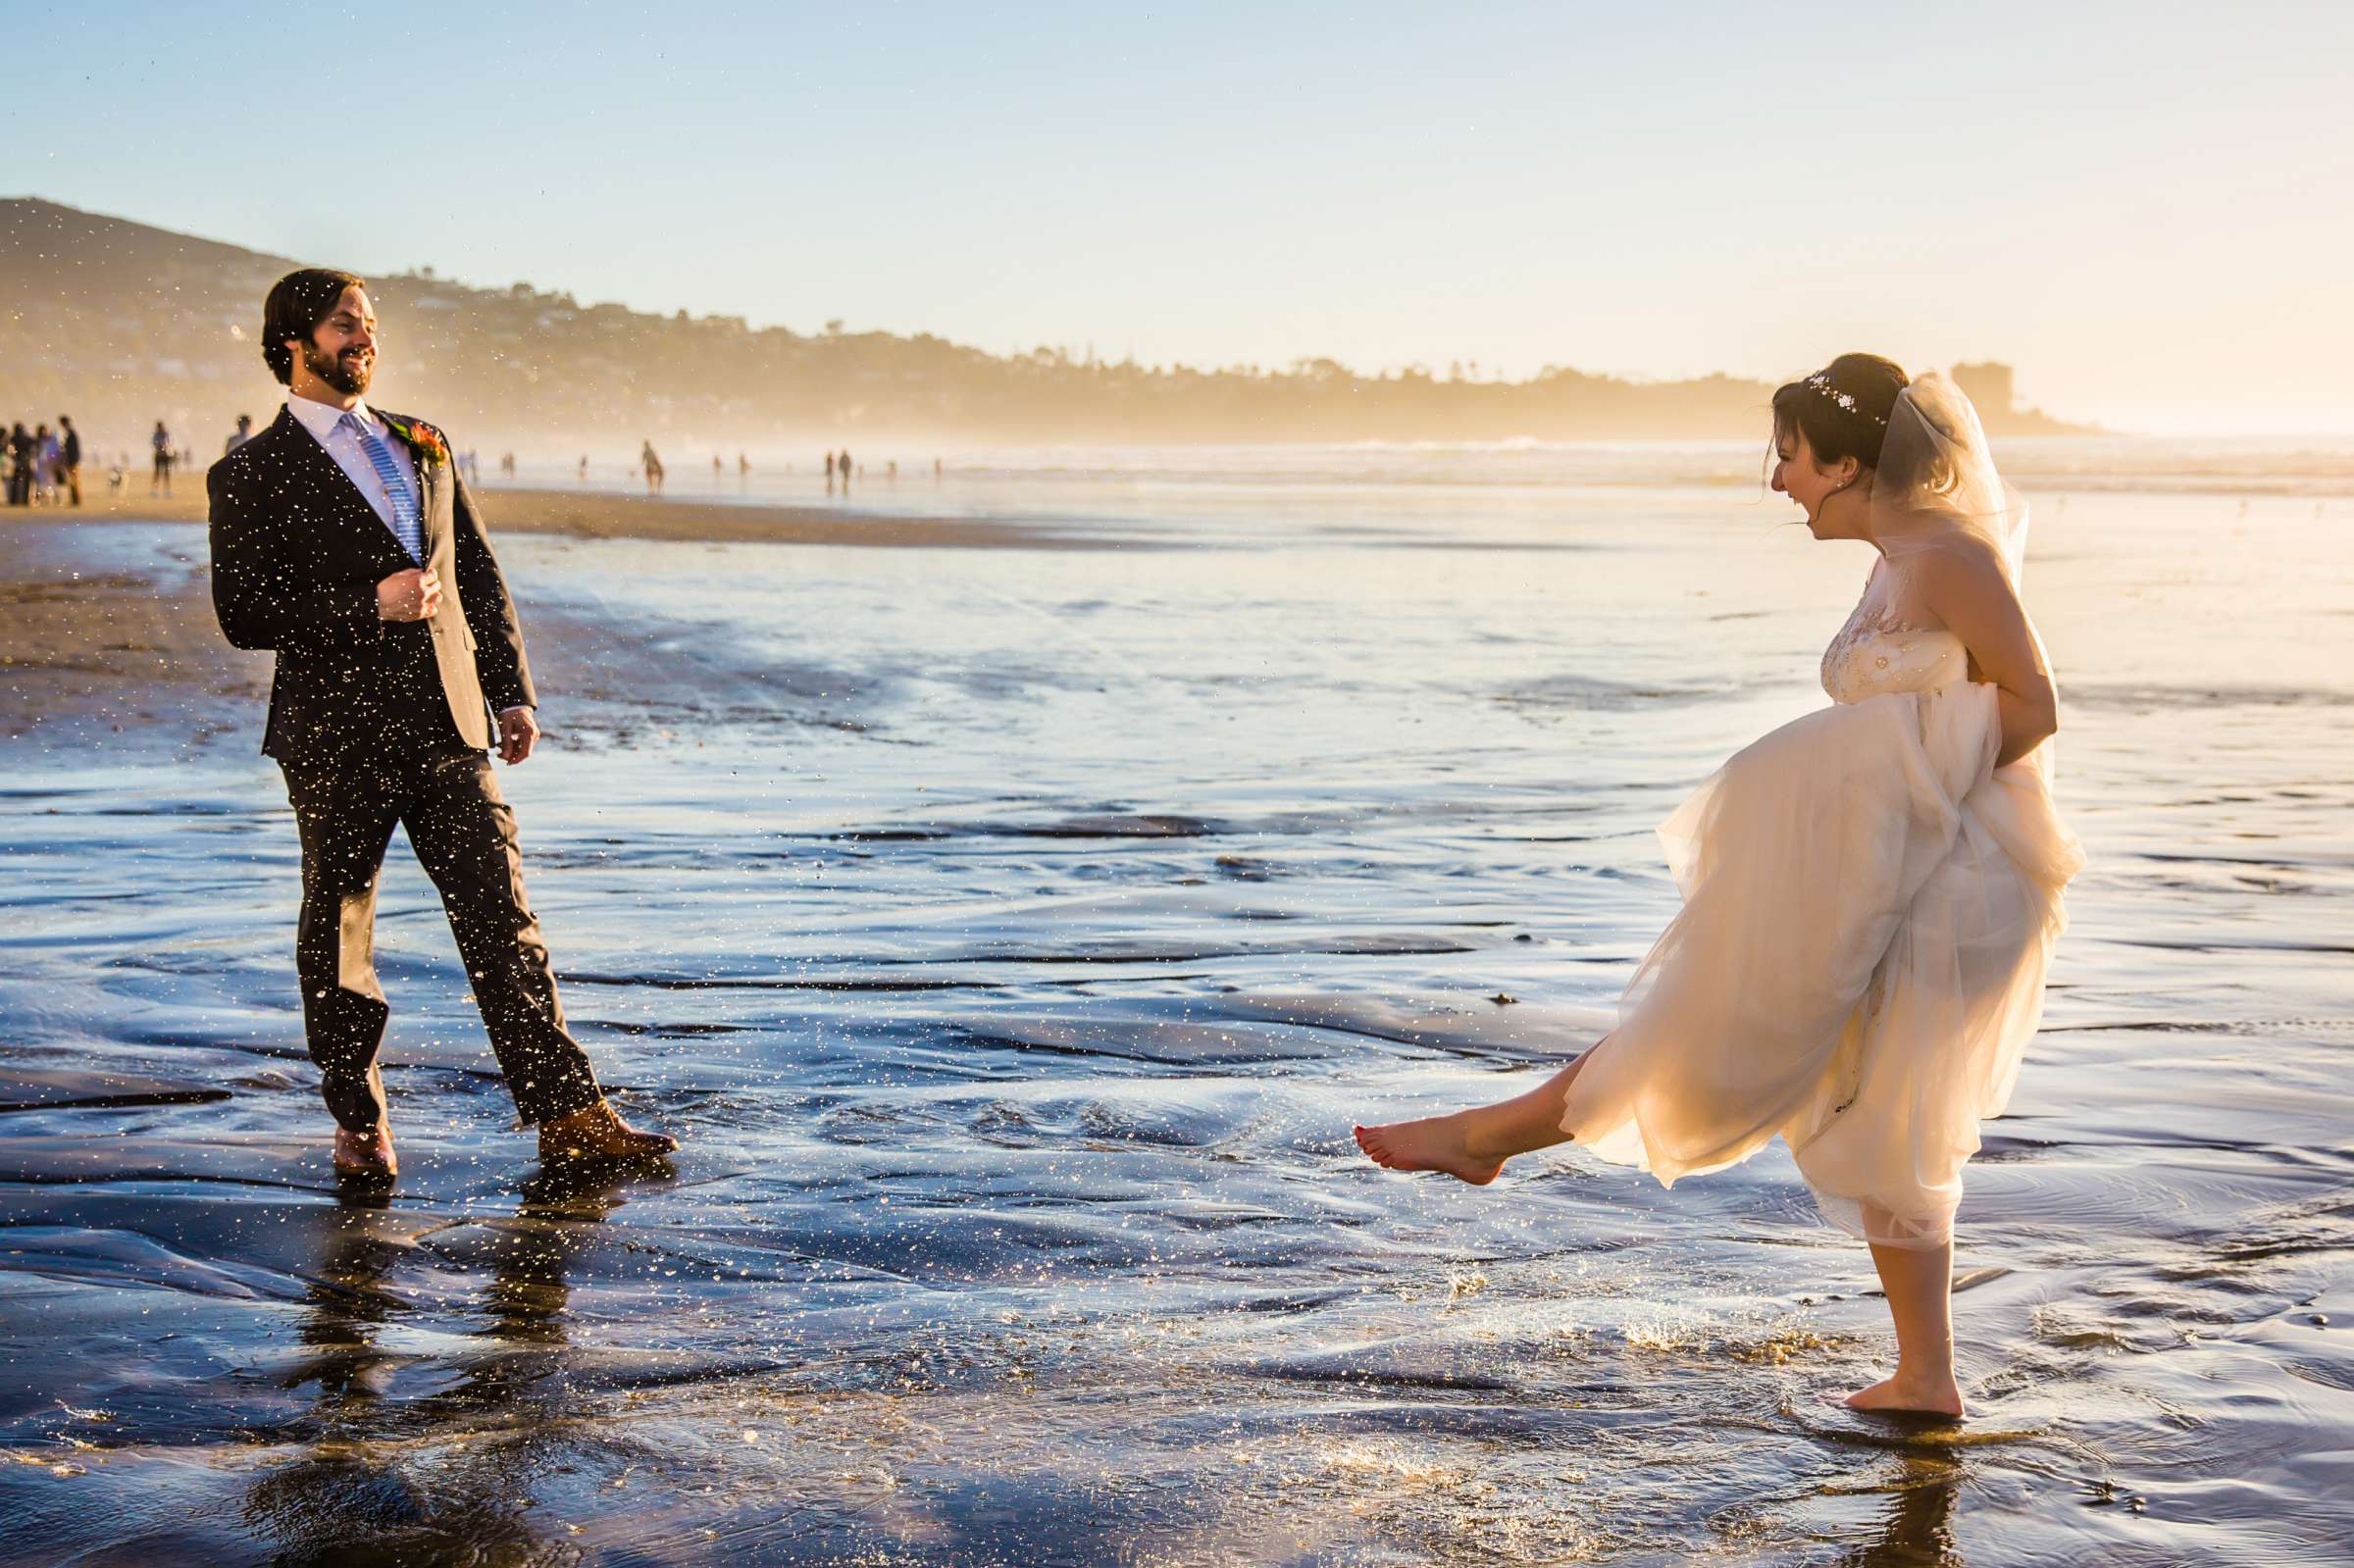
left=1770, top=352, right=1906, bottom=470
left=1806, top=373, right=1890, bottom=427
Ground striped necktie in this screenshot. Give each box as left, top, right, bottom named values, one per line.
left=340, top=411, right=424, bottom=561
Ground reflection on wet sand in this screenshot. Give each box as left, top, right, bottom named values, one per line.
left=244, top=1165, right=653, bottom=1566
left=1839, top=1452, right=1964, bottom=1567
left=280, top=1186, right=409, bottom=1415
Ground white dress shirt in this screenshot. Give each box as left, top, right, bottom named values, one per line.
left=283, top=394, right=525, bottom=723
left=286, top=393, right=420, bottom=539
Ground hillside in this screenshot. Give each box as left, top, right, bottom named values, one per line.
left=0, top=197, right=2095, bottom=460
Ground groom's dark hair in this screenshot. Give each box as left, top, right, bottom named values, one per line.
left=261, top=268, right=368, bottom=385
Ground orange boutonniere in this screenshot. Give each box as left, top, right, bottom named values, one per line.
left=380, top=413, right=450, bottom=469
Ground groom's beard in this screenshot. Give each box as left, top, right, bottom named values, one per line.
left=302, top=339, right=373, bottom=396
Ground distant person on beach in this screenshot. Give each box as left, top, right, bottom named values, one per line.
left=225, top=413, right=255, bottom=456
left=1356, top=357, right=2079, bottom=1420
left=206, top=267, right=678, bottom=1178
left=838, top=448, right=852, bottom=492
left=738, top=452, right=750, bottom=481
left=151, top=421, right=175, bottom=496
left=31, top=424, right=59, bottom=505
left=58, top=416, right=81, bottom=506
left=0, top=425, right=23, bottom=506
left=640, top=439, right=665, bottom=494
left=26, top=423, right=53, bottom=505
left=577, top=453, right=588, bottom=481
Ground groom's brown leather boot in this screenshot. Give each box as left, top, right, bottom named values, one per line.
left=537, top=1098, right=679, bottom=1161
left=333, top=1124, right=398, bottom=1178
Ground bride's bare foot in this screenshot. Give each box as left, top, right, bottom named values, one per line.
left=1843, top=1373, right=1966, bottom=1419
left=1353, top=1115, right=1504, bottom=1186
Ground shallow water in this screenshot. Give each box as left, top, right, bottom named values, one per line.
left=2, top=454, right=2350, bottom=1565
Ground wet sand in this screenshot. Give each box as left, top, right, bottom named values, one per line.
left=2, top=463, right=2350, bottom=1566
left=47, top=483, right=1103, bottom=548
left=0, top=493, right=1106, bottom=761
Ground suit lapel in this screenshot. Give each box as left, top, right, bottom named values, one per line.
left=266, top=406, right=412, bottom=571
left=413, top=433, right=447, bottom=560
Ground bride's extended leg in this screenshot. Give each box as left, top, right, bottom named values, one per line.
left=1353, top=1044, right=1597, bottom=1186
left=1845, top=1233, right=1966, bottom=1417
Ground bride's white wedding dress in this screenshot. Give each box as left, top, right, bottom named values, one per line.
left=1559, top=557, right=2084, bottom=1248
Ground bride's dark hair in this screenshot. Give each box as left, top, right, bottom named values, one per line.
left=1772, top=352, right=1909, bottom=469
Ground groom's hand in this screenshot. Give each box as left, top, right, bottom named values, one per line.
left=377, top=567, right=442, bottom=622
left=496, top=706, right=539, bottom=765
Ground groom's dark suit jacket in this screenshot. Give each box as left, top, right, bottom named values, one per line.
left=208, top=405, right=535, bottom=763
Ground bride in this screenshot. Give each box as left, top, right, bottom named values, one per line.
left=1356, top=355, right=2083, bottom=1417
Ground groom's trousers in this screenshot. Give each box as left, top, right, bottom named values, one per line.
left=280, top=743, right=604, bottom=1135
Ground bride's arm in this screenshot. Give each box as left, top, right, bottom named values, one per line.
left=1915, top=543, right=2058, bottom=766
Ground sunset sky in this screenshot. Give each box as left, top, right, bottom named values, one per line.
left=17, top=1, right=2351, bottom=433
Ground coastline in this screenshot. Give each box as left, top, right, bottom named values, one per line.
left=0, top=486, right=1119, bottom=754
left=0, top=490, right=1107, bottom=751
left=1, top=485, right=1096, bottom=550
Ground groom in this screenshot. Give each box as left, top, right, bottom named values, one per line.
left=208, top=268, right=677, bottom=1177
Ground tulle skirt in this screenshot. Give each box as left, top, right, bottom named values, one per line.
left=1559, top=682, right=2083, bottom=1249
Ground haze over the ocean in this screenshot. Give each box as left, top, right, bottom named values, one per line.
left=12, top=0, right=2349, bottom=434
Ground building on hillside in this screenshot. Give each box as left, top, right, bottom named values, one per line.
left=1951, top=362, right=2016, bottom=418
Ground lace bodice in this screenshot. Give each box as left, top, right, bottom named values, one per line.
left=1821, top=568, right=1968, bottom=705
